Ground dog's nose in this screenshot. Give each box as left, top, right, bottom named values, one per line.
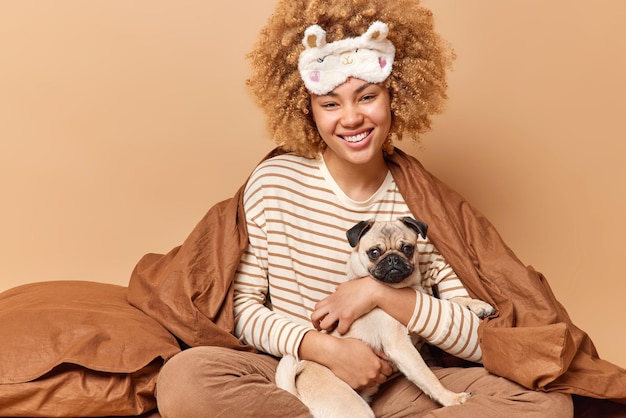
left=387, top=254, right=400, bottom=266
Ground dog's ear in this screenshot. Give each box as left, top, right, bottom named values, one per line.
left=399, top=217, right=428, bottom=239
left=346, top=219, right=374, bottom=248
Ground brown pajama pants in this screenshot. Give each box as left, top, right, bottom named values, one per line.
left=156, top=346, right=573, bottom=418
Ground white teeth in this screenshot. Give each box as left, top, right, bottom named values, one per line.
left=343, top=131, right=369, bottom=143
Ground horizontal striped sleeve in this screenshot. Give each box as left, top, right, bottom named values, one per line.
left=436, top=275, right=471, bottom=300
left=234, top=237, right=314, bottom=357
left=407, top=290, right=483, bottom=363
left=418, top=242, right=470, bottom=300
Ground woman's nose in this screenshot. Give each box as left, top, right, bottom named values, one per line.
left=340, top=105, right=364, bottom=127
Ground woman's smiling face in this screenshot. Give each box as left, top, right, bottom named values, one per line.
left=310, top=77, right=392, bottom=169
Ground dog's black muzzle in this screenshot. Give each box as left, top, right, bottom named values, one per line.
left=369, top=254, right=414, bottom=284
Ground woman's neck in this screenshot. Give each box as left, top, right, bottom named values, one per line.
left=322, top=152, right=389, bottom=202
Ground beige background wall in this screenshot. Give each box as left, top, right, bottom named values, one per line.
left=2, top=1, right=624, bottom=367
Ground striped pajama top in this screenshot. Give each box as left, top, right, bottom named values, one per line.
left=233, top=153, right=483, bottom=363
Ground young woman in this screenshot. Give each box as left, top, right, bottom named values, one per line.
left=147, top=1, right=609, bottom=416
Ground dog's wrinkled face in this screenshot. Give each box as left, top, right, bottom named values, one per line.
left=346, top=217, right=427, bottom=288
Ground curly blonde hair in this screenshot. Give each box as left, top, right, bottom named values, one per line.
left=246, top=0, right=454, bottom=158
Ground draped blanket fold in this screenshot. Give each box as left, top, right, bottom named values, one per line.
left=128, top=147, right=626, bottom=404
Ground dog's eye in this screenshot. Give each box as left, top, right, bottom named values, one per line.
left=367, top=248, right=382, bottom=260
left=401, top=244, right=414, bottom=257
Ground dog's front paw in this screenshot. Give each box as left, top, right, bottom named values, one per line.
left=468, top=300, right=496, bottom=318
left=439, top=390, right=472, bottom=407
left=456, top=391, right=473, bottom=404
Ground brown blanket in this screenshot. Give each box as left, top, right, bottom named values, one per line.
left=128, top=147, right=626, bottom=406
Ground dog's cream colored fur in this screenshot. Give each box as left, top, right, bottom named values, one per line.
left=275, top=218, right=494, bottom=418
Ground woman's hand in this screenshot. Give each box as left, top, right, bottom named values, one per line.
left=326, top=338, right=393, bottom=390
left=298, top=331, right=393, bottom=391
left=311, top=276, right=381, bottom=334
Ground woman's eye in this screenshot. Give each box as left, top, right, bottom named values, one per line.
left=367, top=248, right=381, bottom=260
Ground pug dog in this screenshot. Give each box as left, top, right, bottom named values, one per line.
left=275, top=217, right=496, bottom=418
